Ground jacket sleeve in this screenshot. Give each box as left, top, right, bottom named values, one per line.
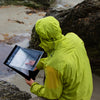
left=30, top=66, right=63, bottom=99
left=36, top=58, right=47, bottom=70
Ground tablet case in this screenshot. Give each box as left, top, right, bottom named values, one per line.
left=4, top=45, right=44, bottom=80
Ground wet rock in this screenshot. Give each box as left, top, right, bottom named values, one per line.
left=29, top=0, right=100, bottom=71
left=0, top=80, right=32, bottom=100
left=0, top=0, right=55, bottom=9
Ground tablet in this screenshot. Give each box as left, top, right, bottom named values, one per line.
left=4, top=45, right=44, bottom=80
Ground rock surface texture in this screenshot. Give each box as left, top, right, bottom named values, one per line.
left=0, top=80, right=32, bottom=100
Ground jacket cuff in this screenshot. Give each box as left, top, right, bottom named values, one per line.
left=30, top=82, right=38, bottom=91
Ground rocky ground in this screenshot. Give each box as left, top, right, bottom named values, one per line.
left=0, top=80, right=32, bottom=100
left=0, top=4, right=100, bottom=100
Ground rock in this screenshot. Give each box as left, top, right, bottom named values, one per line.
left=0, top=0, right=55, bottom=9
left=0, top=80, right=32, bottom=100
left=29, top=0, right=100, bottom=71
left=34, top=0, right=55, bottom=6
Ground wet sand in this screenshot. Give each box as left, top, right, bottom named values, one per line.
left=91, top=74, right=100, bottom=100
left=0, top=5, right=46, bottom=46
left=0, top=44, right=15, bottom=78
left=0, top=5, right=45, bottom=34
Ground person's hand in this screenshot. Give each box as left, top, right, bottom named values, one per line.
left=25, top=78, right=35, bottom=86
left=25, top=60, right=35, bottom=66
left=33, top=67, right=38, bottom=71
left=25, top=60, right=38, bottom=71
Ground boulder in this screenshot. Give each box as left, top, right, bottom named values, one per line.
left=0, top=0, right=42, bottom=9
left=0, top=0, right=55, bottom=9
left=29, top=0, right=100, bottom=72
left=0, top=80, right=32, bottom=100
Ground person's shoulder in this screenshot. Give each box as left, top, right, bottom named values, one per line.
left=65, top=32, right=77, bottom=37
left=65, top=32, right=84, bottom=44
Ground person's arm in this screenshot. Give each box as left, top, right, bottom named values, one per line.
left=25, top=58, right=46, bottom=70
left=30, top=66, right=63, bottom=99
left=36, top=58, right=47, bottom=70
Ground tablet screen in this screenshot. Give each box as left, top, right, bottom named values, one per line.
left=4, top=45, right=44, bottom=79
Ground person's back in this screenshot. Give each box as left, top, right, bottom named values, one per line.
left=26, top=16, right=93, bottom=100
left=52, top=32, right=93, bottom=100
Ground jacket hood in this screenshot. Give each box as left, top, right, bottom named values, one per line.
left=35, top=16, right=64, bottom=54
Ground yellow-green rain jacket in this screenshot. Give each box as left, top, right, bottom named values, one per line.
left=30, top=16, right=93, bottom=100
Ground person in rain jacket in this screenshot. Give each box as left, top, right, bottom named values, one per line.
left=25, top=16, right=93, bottom=100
